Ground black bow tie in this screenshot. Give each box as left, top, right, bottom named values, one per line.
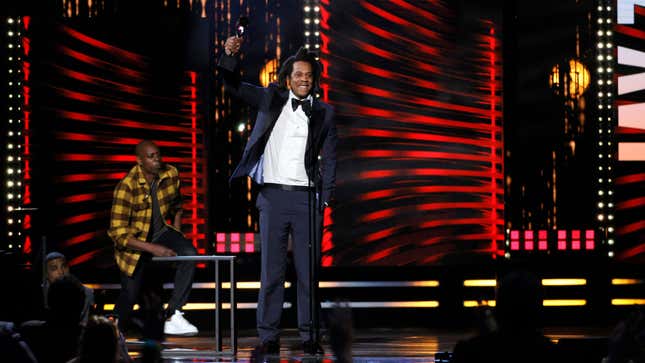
left=291, top=98, right=311, bottom=115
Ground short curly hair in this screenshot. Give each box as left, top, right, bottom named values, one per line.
left=277, top=47, right=321, bottom=94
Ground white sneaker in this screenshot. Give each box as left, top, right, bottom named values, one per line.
left=164, top=310, right=198, bottom=335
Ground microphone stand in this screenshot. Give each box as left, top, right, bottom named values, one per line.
left=304, top=102, right=320, bottom=347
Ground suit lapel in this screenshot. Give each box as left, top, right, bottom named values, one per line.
left=270, top=89, right=289, bottom=126
left=307, top=100, right=326, bottom=151
left=247, top=89, right=288, bottom=150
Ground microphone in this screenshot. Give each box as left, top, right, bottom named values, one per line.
left=236, top=16, right=249, bottom=38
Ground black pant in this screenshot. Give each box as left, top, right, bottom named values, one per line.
left=115, top=228, right=196, bottom=338
left=256, top=187, right=322, bottom=343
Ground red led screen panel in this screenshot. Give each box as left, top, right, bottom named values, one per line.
left=615, top=1, right=645, bottom=262
left=320, top=1, right=504, bottom=265
left=28, top=23, right=208, bottom=267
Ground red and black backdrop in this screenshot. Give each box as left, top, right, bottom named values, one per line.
left=615, top=0, right=645, bottom=263
left=320, top=0, right=504, bottom=266
left=23, top=9, right=211, bottom=270
left=7, top=0, right=644, bottom=273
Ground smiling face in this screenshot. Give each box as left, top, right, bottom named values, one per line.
left=286, top=61, right=313, bottom=99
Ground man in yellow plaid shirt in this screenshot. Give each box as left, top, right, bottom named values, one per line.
left=108, top=140, right=198, bottom=337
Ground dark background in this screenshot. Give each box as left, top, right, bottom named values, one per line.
left=0, top=0, right=633, bottom=269
left=0, top=1, right=642, bottom=328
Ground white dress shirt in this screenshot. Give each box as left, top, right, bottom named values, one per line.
left=262, top=91, right=312, bottom=186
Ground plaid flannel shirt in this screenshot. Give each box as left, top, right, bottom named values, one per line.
left=108, top=164, right=183, bottom=276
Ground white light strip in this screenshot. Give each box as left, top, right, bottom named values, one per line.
left=102, top=302, right=293, bottom=311
left=89, top=279, right=615, bottom=290
left=463, top=279, right=496, bottom=287
left=612, top=299, right=645, bottom=305
left=321, top=301, right=440, bottom=308
left=102, top=299, right=608, bottom=310
left=319, top=280, right=440, bottom=288
left=86, top=280, right=440, bottom=290
left=464, top=300, right=496, bottom=307
left=5, top=17, right=22, bottom=250
left=303, top=0, right=322, bottom=63
left=611, top=278, right=644, bottom=285
left=103, top=301, right=442, bottom=310
left=541, top=278, right=587, bottom=286
left=596, top=0, right=614, bottom=255
left=542, top=299, right=587, bottom=306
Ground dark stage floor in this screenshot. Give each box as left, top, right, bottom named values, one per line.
left=125, top=326, right=610, bottom=362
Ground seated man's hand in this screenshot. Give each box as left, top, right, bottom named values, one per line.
left=148, top=244, right=177, bottom=257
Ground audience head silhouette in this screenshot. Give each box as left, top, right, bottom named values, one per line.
left=47, top=276, right=85, bottom=325
left=77, top=315, right=119, bottom=363
left=495, top=270, right=542, bottom=334
left=607, top=308, right=645, bottom=363
left=451, top=270, right=557, bottom=363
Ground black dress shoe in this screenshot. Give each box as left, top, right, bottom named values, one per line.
left=302, top=340, right=324, bottom=355
left=255, top=340, right=280, bottom=355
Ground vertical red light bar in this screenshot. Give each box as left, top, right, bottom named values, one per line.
left=571, top=230, right=581, bottom=250
left=510, top=230, right=520, bottom=250
left=22, top=17, right=32, bottom=255
left=524, top=230, right=534, bottom=250
left=489, top=26, right=501, bottom=258
left=320, top=0, right=334, bottom=266
left=538, top=230, right=548, bottom=250
left=585, top=229, right=595, bottom=250
left=189, top=72, right=198, bottom=249
left=557, top=230, right=567, bottom=250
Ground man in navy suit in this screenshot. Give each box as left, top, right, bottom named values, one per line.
left=219, top=36, right=337, bottom=356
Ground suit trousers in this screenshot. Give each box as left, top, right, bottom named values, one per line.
left=256, top=186, right=322, bottom=343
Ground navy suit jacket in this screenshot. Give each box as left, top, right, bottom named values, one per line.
left=218, top=54, right=337, bottom=208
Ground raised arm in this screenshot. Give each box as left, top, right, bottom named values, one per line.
left=218, top=36, right=268, bottom=108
